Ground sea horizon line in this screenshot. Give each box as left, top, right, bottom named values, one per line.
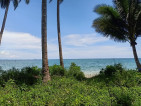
left=0, top=58, right=138, bottom=61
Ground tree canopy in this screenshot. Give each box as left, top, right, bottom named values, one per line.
left=0, top=0, right=29, bottom=10
left=93, top=0, right=141, bottom=45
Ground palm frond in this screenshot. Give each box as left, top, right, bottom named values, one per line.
left=49, top=0, right=63, bottom=4
left=0, top=0, right=29, bottom=9
left=59, top=0, right=63, bottom=4
left=114, top=0, right=130, bottom=20
left=94, top=5, right=120, bottom=18
left=0, top=0, right=9, bottom=8
left=13, top=0, right=19, bottom=10
left=93, top=0, right=141, bottom=43
left=135, top=13, right=141, bottom=37
left=49, top=0, right=52, bottom=3
left=25, top=0, right=29, bottom=4
left=93, top=16, right=128, bottom=42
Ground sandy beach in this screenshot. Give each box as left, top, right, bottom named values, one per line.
left=84, top=73, right=99, bottom=78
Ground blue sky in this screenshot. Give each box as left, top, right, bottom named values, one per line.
left=0, top=0, right=140, bottom=59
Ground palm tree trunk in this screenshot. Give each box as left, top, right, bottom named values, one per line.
left=42, top=0, right=51, bottom=82
left=57, top=0, right=64, bottom=68
left=0, top=1, right=10, bottom=44
left=131, top=44, right=141, bottom=71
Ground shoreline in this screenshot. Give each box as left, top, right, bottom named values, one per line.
left=84, top=73, right=99, bottom=78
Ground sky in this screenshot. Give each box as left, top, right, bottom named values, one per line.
left=0, top=0, right=141, bottom=59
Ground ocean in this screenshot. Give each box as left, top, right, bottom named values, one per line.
left=0, top=58, right=138, bottom=74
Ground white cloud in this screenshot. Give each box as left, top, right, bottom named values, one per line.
left=63, top=34, right=108, bottom=46
left=62, top=45, right=133, bottom=59
left=0, top=51, right=9, bottom=55
left=1, top=31, right=41, bottom=50
left=0, top=31, right=140, bottom=59
left=0, top=31, right=59, bottom=59
left=0, top=50, right=18, bottom=58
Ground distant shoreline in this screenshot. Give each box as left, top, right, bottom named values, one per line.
left=0, top=58, right=137, bottom=61
left=84, top=72, right=99, bottom=78
left=0, top=59, right=137, bottom=73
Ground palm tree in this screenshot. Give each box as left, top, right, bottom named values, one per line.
left=93, top=0, right=141, bottom=70
left=42, top=0, right=51, bottom=82
left=49, top=0, right=64, bottom=68
left=0, top=0, right=29, bottom=44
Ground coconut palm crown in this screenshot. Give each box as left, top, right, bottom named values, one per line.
left=0, top=0, right=18, bottom=9
left=93, top=0, right=141, bottom=70
left=0, top=0, right=29, bottom=10
left=0, top=0, right=29, bottom=44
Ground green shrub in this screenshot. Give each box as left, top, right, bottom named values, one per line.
left=19, top=66, right=42, bottom=85
left=49, top=65, right=66, bottom=76
left=98, top=64, right=141, bottom=87
left=100, top=63, right=124, bottom=76
left=1, top=68, right=141, bottom=105
left=0, top=66, right=4, bottom=74
left=1, top=64, right=141, bottom=105
left=113, top=70, right=141, bottom=87
left=0, top=67, right=20, bottom=87
left=21, top=66, right=41, bottom=76
left=0, top=66, right=42, bottom=86
left=67, top=63, right=85, bottom=81
left=111, top=87, right=137, bottom=106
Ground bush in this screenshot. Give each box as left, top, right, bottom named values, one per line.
left=49, top=65, right=66, bottom=76
left=111, top=87, right=137, bottom=106
left=0, top=66, right=42, bottom=86
left=67, top=63, right=85, bottom=81
left=1, top=64, right=141, bottom=105
left=98, top=64, right=141, bottom=87
left=0, top=67, right=20, bottom=87
left=21, top=66, right=41, bottom=76
left=19, top=66, right=42, bottom=85
left=0, top=66, right=4, bottom=74
left=100, top=63, right=124, bottom=76
left=113, top=70, right=141, bottom=87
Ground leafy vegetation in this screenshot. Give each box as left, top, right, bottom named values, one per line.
left=67, top=62, right=85, bottom=81
left=49, top=64, right=66, bottom=76
left=0, top=63, right=141, bottom=105
left=100, top=63, right=124, bottom=76
left=0, top=66, right=42, bottom=86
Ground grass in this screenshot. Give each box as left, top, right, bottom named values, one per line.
left=0, top=63, right=141, bottom=105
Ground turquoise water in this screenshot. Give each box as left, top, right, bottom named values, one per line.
left=0, top=59, right=138, bottom=74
